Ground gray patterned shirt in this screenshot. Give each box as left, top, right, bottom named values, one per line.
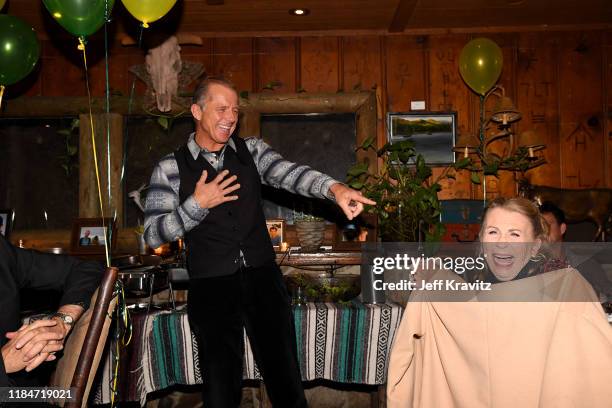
left=144, top=134, right=338, bottom=248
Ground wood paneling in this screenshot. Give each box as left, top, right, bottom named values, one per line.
left=558, top=31, right=605, bottom=188
left=385, top=35, right=426, bottom=112
left=255, top=37, right=297, bottom=92
left=427, top=34, right=474, bottom=199
left=516, top=32, right=561, bottom=187
left=212, top=38, right=254, bottom=92
left=4, top=28, right=611, bottom=201
left=299, top=37, right=340, bottom=93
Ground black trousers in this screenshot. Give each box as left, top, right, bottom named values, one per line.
left=187, top=260, right=307, bottom=408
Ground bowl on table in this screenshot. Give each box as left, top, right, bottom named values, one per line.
left=284, top=273, right=361, bottom=303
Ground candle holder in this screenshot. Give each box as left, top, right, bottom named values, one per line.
left=452, top=84, right=546, bottom=188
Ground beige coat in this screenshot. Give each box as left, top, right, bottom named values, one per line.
left=387, top=268, right=612, bottom=408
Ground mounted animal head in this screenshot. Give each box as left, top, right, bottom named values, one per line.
left=145, top=36, right=182, bottom=113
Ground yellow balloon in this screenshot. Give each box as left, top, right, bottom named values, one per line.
left=0, top=0, right=6, bottom=11
left=121, top=0, right=177, bottom=27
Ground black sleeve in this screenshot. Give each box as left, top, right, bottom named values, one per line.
left=0, top=354, right=9, bottom=387
left=8, top=238, right=103, bottom=309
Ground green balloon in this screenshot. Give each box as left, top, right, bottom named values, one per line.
left=43, top=0, right=115, bottom=39
left=0, top=15, right=40, bottom=86
left=459, top=38, right=503, bottom=96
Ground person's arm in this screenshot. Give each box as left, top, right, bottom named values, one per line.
left=246, top=137, right=375, bottom=220
left=2, top=236, right=102, bottom=368
left=144, top=155, right=209, bottom=249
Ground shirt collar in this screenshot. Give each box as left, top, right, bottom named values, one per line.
left=187, top=133, right=237, bottom=160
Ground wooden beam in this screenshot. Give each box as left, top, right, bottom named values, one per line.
left=79, top=113, right=124, bottom=225
left=0, top=96, right=191, bottom=117
left=388, top=0, right=419, bottom=33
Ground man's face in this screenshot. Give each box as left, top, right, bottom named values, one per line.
left=269, top=227, right=278, bottom=238
left=542, top=212, right=566, bottom=243
left=191, top=84, right=239, bottom=151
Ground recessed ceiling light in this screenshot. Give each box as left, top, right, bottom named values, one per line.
left=289, top=8, right=310, bottom=16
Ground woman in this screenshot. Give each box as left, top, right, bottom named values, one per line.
left=387, top=197, right=612, bottom=408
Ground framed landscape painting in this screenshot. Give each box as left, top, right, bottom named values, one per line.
left=387, top=112, right=457, bottom=165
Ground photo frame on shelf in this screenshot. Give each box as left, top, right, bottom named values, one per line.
left=0, top=209, right=14, bottom=240
left=334, top=213, right=377, bottom=250
left=70, top=217, right=116, bottom=254
left=266, top=219, right=284, bottom=249
left=387, top=112, right=457, bottom=165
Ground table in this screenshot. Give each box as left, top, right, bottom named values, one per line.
left=92, top=301, right=403, bottom=405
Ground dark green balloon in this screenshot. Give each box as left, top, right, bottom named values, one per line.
left=43, top=0, right=115, bottom=38
left=0, top=15, right=40, bottom=86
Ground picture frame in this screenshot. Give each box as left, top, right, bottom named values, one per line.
left=387, top=112, right=457, bottom=165
left=0, top=209, right=14, bottom=240
left=70, top=217, right=117, bottom=254
left=334, top=213, right=378, bottom=250
left=266, top=219, right=284, bottom=249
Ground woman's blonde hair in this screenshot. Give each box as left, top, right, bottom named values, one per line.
left=479, top=196, right=549, bottom=241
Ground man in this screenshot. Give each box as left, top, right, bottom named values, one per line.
left=144, top=77, right=375, bottom=408
left=79, top=230, right=91, bottom=246
left=268, top=225, right=281, bottom=246
left=540, top=201, right=611, bottom=299
left=0, top=235, right=102, bottom=387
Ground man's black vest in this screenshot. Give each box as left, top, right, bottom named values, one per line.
left=175, top=135, right=275, bottom=279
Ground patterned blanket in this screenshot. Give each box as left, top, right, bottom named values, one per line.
left=93, top=301, right=403, bottom=405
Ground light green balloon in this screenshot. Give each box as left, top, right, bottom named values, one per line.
left=459, top=38, right=503, bottom=96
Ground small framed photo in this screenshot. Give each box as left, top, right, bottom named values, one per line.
left=387, top=112, right=457, bottom=165
left=0, top=209, right=14, bottom=239
left=266, top=219, right=284, bottom=249
left=70, top=217, right=116, bottom=254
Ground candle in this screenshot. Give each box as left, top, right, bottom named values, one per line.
left=280, top=242, right=289, bottom=252
left=528, top=147, right=534, bottom=158
left=463, top=146, right=469, bottom=158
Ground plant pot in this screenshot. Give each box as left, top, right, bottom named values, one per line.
left=294, top=220, right=326, bottom=252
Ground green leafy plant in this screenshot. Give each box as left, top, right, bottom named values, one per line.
left=346, top=136, right=448, bottom=242
left=56, top=118, right=79, bottom=177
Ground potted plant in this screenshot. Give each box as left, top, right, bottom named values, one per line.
left=346, top=137, right=447, bottom=242
left=293, top=211, right=326, bottom=252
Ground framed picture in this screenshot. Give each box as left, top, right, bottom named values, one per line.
left=266, top=219, right=284, bottom=249
left=70, top=217, right=116, bottom=254
left=334, top=213, right=378, bottom=250
left=0, top=209, right=14, bottom=239
left=387, top=112, right=457, bottom=165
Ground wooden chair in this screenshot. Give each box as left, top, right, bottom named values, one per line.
left=50, top=267, right=119, bottom=408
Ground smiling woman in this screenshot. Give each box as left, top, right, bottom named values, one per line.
left=479, top=197, right=549, bottom=282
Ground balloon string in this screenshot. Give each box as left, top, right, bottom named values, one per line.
left=120, top=25, right=144, bottom=186
left=104, top=4, right=114, bottom=238
left=0, top=85, right=4, bottom=109
left=79, top=36, right=110, bottom=268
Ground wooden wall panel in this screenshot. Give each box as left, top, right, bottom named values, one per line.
left=385, top=36, right=426, bottom=112
left=558, top=31, right=605, bottom=188
left=516, top=32, right=561, bottom=187
left=181, top=39, right=215, bottom=83
left=5, top=29, right=611, bottom=202
left=341, top=36, right=382, bottom=92
left=427, top=34, right=473, bottom=199
left=212, top=38, right=254, bottom=93
left=605, top=31, right=612, bottom=188
left=483, top=33, right=519, bottom=198
left=299, top=37, right=339, bottom=93
left=255, top=37, right=296, bottom=92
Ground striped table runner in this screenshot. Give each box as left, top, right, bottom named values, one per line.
left=93, top=301, right=403, bottom=405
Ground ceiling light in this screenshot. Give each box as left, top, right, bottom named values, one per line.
left=289, top=8, right=310, bottom=16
